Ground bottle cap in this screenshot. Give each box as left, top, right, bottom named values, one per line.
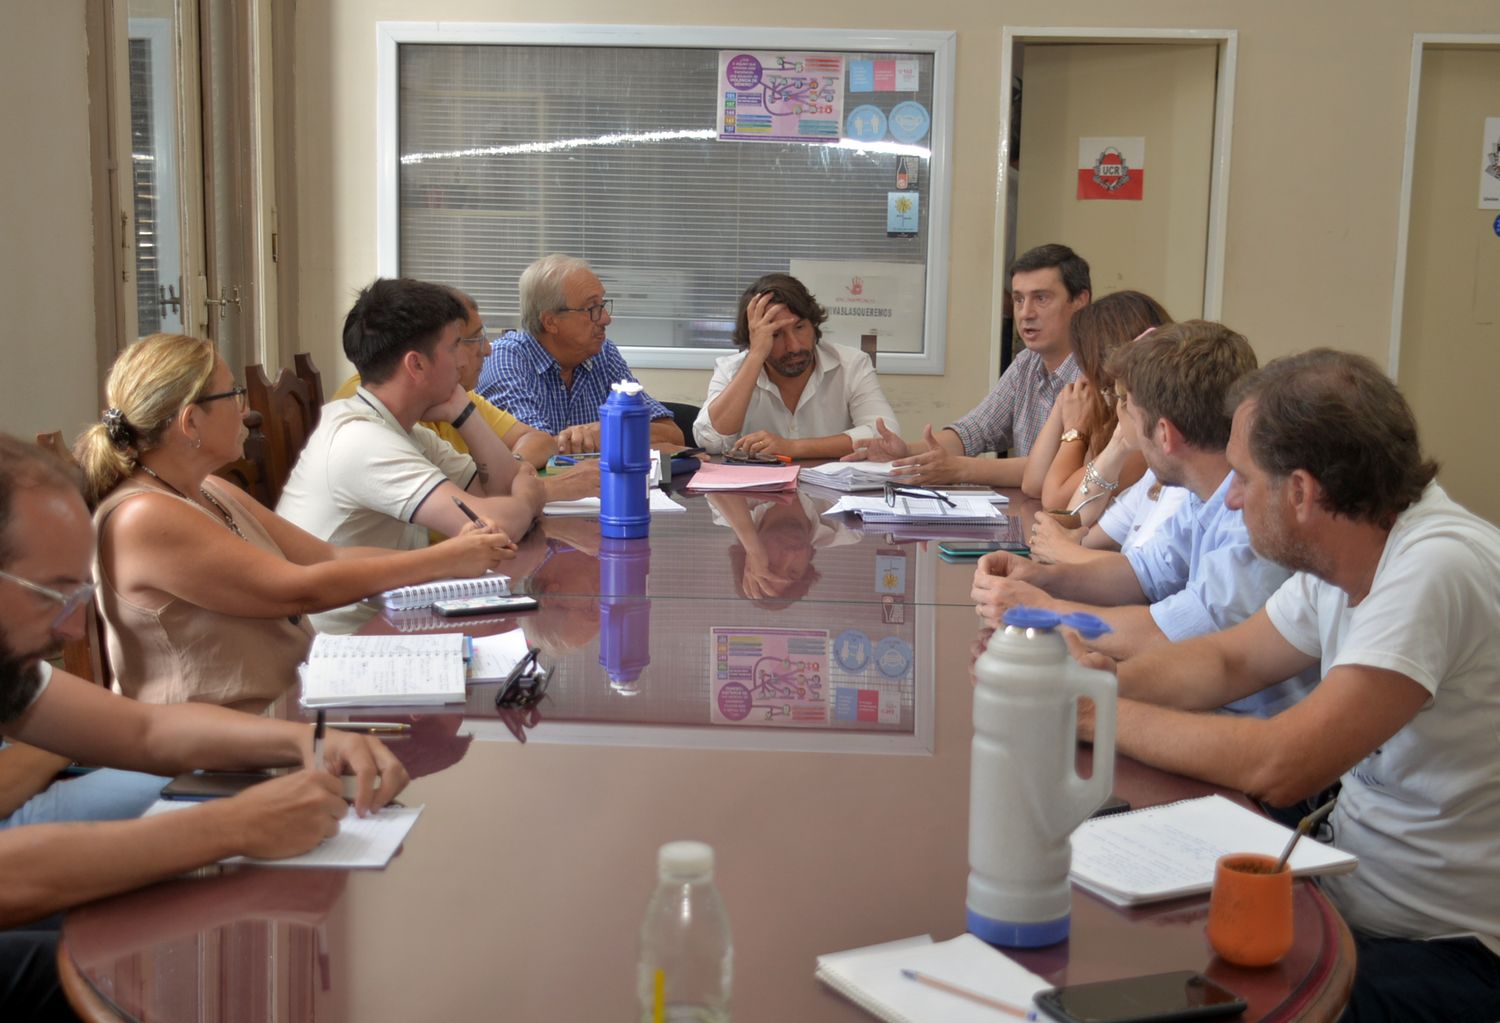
left=657, top=840, right=714, bottom=881
left=611, top=380, right=645, bottom=396
left=1002, top=607, right=1061, bottom=631
left=1059, top=611, right=1112, bottom=639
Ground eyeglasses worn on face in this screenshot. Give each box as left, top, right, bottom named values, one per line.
left=459, top=326, right=489, bottom=347
left=0, top=569, right=96, bottom=630
left=883, top=482, right=957, bottom=509
left=556, top=299, right=613, bottom=324
left=196, top=385, right=248, bottom=411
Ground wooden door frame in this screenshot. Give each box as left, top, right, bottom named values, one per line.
left=990, top=27, right=1238, bottom=383
left=1387, top=33, right=1500, bottom=379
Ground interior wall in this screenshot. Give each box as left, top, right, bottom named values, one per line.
left=288, top=0, right=1497, bottom=466
left=1398, top=46, right=1500, bottom=525
left=1015, top=43, right=1215, bottom=319
left=0, top=4, right=99, bottom=441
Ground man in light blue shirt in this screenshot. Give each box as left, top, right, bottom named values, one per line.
left=476, top=254, right=683, bottom=454
left=970, top=320, right=1314, bottom=716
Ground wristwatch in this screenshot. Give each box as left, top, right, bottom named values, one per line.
left=1060, top=429, right=1083, bottom=444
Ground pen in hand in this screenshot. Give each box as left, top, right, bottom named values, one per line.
left=313, top=709, right=327, bottom=774
left=452, top=495, right=483, bottom=525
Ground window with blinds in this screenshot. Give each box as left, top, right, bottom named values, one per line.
left=379, top=25, right=954, bottom=372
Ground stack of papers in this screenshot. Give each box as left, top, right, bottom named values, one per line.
left=1070, top=794, right=1359, bottom=906
left=816, top=933, right=1048, bottom=1023
left=685, top=461, right=800, bottom=493
left=543, top=490, right=686, bottom=516
left=823, top=494, right=1005, bottom=525
left=799, top=459, right=901, bottom=492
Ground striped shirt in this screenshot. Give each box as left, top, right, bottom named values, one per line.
left=947, top=348, right=1080, bottom=457
left=475, top=329, right=672, bottom=434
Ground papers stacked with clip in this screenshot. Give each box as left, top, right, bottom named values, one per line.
left=823, top=494, right=1005, bottom=525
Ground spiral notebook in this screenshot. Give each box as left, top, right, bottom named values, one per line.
left=298, top=633, right=468, bottom=707
left=379, top=572, right=510, bottom=610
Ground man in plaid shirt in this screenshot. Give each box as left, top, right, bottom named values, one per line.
left=476, top=254, right=684, bottom=455
left=850, top=243, right=1089, bottom=487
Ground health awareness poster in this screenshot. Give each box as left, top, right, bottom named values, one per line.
left=717, top=51, right=844, bottom=143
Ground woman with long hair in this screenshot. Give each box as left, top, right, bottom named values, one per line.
left=1020, top=291, right=1170, bottom=525
left=76, top=333, right=516, bottom=710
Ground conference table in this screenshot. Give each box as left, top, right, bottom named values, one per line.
left=60, top=480, right=1353, bottom=1022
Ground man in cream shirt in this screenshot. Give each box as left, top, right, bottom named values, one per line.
left=693, top=273, right=897, bottom=459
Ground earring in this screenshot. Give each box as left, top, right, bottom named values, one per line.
left=192, top=437, right=202, bottom=450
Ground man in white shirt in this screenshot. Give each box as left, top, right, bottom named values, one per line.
left=1071, top=349, right=1500, bottom=1023
left=693, top=273, right=897, bottom=459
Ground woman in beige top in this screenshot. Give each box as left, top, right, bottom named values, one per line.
left=75, top=333, right=518, bottom=711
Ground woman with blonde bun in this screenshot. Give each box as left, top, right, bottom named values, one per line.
left=77, top=333, right=517, bottom=710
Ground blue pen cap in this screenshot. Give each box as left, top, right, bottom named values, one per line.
left=1002, top=607, right=1061, bottom=630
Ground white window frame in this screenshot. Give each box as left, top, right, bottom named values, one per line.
left=375, top=21, right=956, bottom=374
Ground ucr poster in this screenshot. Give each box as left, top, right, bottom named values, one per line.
left=1078, top=136, right=1146, bottom=201
left=717, top=51, right=844, bottom=143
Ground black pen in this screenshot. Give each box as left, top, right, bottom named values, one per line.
left=313, top=709, right=327, bottom=773
left=452, top=495, right=483, bottom=525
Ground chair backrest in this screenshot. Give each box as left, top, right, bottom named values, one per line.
left=661, top=402, right=701, bottom=447
left=245, top=357, right=323, bottom=504
left=32, top=432, right=110, bottom=685
left=211, top=409, right=273, bottom=506
left=860, top=333, right=878, bottom=368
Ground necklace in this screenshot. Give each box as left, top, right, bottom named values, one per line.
left=138, top=465, right=247, bottom=541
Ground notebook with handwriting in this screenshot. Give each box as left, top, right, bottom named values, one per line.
left=816, top=933, right=1047, bottom=1023
left=146, top=800, right=423, bottom=869
left=298, top=633, right=467, bottom=708
left=1069, top=794, right=1357, bottom=906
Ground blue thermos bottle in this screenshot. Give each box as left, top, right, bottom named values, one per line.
left=599, top=381, right=651, bottom=539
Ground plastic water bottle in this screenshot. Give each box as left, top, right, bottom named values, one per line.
left=599, top=535, right=652, bottom=694
left=967, top=607, right=1118, bottom=947
left=638, top=841, right=732, bottom=1023
left=600, top=380, right=651, bottom=539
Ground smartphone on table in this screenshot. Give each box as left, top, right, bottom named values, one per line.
left=433, top=595, right=539, bottom=617
left=937, top=540, right=1030, bottom=562
left=1033, top=970, right=1246, bottom=1023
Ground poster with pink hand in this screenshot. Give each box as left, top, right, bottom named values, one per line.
left=717, top=51, right=844, bottom=143
left=711, top=627, right=830, bottom=726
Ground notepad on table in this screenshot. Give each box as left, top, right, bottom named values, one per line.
left=145, top=799, right=424, bottom=869
left=298, top=633, right=467, bottom=708
left=543, top=489, right=686, bottom=516
left=816, top=933, right=1048, bottom=1023
left=685, top=461, right=801, bottom=492
left=823, top=494, right=1006, bottom=525
left=380, top=572, right=509, bottom=610
left=1069, top=794, right=1358, bottom=906
left=467, top=629, right=532, bottom=684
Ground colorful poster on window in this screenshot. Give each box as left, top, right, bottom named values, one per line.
left=789, top=259, right=926, bottom=354
left=1078, top=137, right=1146, bottom=201
left=717, top=51, right=844, bottom=143
left=711, top=627, right=830, bottom=726
left=1480, top=117, right=1500, bottom=210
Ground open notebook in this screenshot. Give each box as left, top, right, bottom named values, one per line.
left=298, top=633, right=467, bottom=707
left=816, top=933, right=1048, bottom=1023
left=146, top=799, right=423, bottom=869
left=379, top=572, right=509, bottom=610
left=1070, top=794, right=1357, bottom=906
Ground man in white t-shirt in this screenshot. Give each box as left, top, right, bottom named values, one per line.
left=1072, top=349, right=1500, bottom=1022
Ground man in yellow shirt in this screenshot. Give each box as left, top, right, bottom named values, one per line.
left=333, top=288, right=557, bottom=468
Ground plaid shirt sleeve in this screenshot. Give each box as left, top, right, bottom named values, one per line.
left=598, top=342, right=674, bottom=421
left=477, top=333, right=555, bottom=433
left=946, top=354, right=1026, bottom=455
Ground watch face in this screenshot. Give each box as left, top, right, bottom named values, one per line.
left=1061, top=429, right=1081, bottom=443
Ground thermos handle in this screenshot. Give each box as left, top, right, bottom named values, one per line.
left=1067, top=663, right=1117, bottom=817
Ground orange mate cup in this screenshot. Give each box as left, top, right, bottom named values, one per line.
left=1206, top=852, right=1294, bottom=967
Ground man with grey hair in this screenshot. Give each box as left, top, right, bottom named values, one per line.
left=477, top=254, right=683, bottom=454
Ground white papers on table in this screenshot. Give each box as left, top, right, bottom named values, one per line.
left=1070, top=794, right=1358, bottom=906
left=823, top=494, right=1006, bottom=525
left=468, top=629, right=532, bottom=684
left=298, top=633, right=467, bottom=708
left=798, top=460, right=901, bottom=491
left=543, top=490, right=686, bottom=516
left=145, top=800, right=424, bottom=869
left=816, top=933, right=1048, bottom=1023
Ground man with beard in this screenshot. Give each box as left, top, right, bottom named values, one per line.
left=1068, top=350, right=1500, bottom=1023
left=693, top=273, right=898, bottom=458
left=476, top=254, right=683, bottom=455
left=970, top=321, right=1313, bottom=716
left=0, top=436, right=408, bottom=1018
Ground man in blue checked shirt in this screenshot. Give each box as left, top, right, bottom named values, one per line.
left=971, top=320, right=1315, bottom=718
left=476, top=255, right=684, bottom=455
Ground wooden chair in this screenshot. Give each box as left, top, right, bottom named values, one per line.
left=245, top=354, right=324, bottom=504
left=211, top=409, right=273, bottom=506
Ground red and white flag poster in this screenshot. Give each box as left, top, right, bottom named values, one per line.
left=1077, top=137, right=1145, bottom=200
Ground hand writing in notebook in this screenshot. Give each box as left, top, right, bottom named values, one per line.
left=425, top=519, right=517, bottom=578
left=297, top=725, right=411, bottom=816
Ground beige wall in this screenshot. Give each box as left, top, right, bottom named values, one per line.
left=1016, top=43, right=1215, bottom=319
left=289, top=1, right=1496, bottom=483
left=0, top=4, right=99, bottom=442
left=1399, top=46, right=1500, bottom=525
